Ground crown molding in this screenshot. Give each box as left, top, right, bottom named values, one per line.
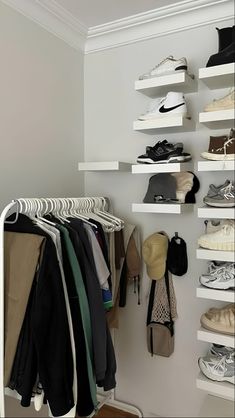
left=1, top=0, right=88, bottom=51
left=86, top=0, right=234, bottom=54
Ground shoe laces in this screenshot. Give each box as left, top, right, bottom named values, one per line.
left=216, top=138, right=235, bottom=160
left=221, top=223, right=234, bottom=235
left=152, top=55, right=174, bottom=69
left=221, top=181, right=235, bottom=199
left=211, top=353, right=234, bottom=373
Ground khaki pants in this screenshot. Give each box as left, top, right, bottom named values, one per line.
left=4, top=232, right=45, bottom=385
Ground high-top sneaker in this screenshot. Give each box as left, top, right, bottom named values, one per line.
left=201, top=129, right=235, bottom=160
left=138, top=92, right=187, bottom=120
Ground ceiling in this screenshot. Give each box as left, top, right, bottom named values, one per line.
left=54, top=0, right=185, bottom=28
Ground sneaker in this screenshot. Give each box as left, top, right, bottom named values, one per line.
left=203, top=88, right=235, bottom=112
left=139, top=56, right=188, bottom=80
left=198, top=352, right=235, bottom=384
left=203, top=180, right=235, bottom=207
left=210, top=344, right=235, bottom=358
left=200, top=262, right=235, bottom=289
left=138, top=92, right=187, bottom=120
left=200, top=304, right=235, bottom=335
left=198, top=223, right=235, bottom=251
left=201, top=130, right=235, bottom=161
left=137, top=140, right=191, bottom=164
left=205, top=219, right=234, bottom=234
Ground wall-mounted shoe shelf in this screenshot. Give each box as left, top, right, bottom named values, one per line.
left=198, top=206, right=235, bottom=219
left=198, top=160, right=235, bottom=171
left=133, top=116, right=194, bottom=134
left=132, top=203, right=192, bottom=214
left=131, top=162, right=193, bottom=174
left=78, top=161, right=132, bottom=172
left=196, top=373, right=235, bottom=401
left=199, top=63, right=235, bottom=90
left=197, top=327, right=234, bottom=348
left=135, top=72, right=196, bottom=98
left=199, top=109, right=234, bottom=129
left=196, top=286, right=235, bottom=303
left=197, top=249, right=235, bottom=262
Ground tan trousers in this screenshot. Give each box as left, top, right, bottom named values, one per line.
left=4, top=232, right=45, bottom=386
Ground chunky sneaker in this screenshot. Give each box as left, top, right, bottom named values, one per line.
left=198, top=223, right=235, bottom=251
left=204, top=219, right=234, bottom=234
left=198, top=352, right=235, bottom=384
left=200, top=304, right=235, bottom=335
left=137, top=140, right=191, bottom=164
left=204, top=88, right=235, bottom=112
left=139, top=56, right=188, bottom=80
left=203, top=180, right=235, bottom=207
left=200, top=262, right=235, bottom=289
left=210, top=344, right=235, bottom=358
left=138, top=92, right=187, bottom=120
left=201, top=130, right=235, bottom=161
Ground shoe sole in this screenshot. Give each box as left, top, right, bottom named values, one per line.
left=137, top=155, right=191, bottom=164
left=139, top=69, right=188, bottom=80
left=198, top=239, right=235, bottom=251
left=201, top=152, right=235, bottom=161
left=204, top=201, right=235, bottom=208
left=199, top=276, right=235, bottom=290
left=138, top=112, right=188, bottom=120
left=199, top=359, right=235, bottom=384
left=200, top=315, right=235, bottom=335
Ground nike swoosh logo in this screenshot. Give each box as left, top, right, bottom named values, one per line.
left=159, top=103, right=185, bottom=113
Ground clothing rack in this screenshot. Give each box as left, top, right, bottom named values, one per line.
left=0, top=198, right=142, bottom=418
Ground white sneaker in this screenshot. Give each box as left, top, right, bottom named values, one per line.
left=138, top=92, right=187, bottom=120
left=204, top=88, right=235, bottom=112
left=139, top=56, right=188, bottom=80
left=199, top=353, right=235, bottom=384
left=200, top=262, right=235, bottom=290
left=198, top=223, right=235, bottom=251
left=205, top=219, right=234, bottom=234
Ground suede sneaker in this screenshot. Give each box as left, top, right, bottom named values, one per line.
left=204, top=88, right=235, bottom=112
left=203, top=180, right=235, bottom=207
left=201, top=131, right=235, bottom=161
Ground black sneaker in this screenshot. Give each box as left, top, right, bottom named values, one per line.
left=206, top=40, right=235, bottom=67
left=137, top=140, right=191, bottom=164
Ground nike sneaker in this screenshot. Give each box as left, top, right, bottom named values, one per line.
left=203, top=180, right=235, bottom=207
left=138, top=92, right=187, bottom=120
left=204, top=88, right=235, bottom=112
left=139, top=55, right=188, bottom=79
left=200, top=262, right=235, bottom=290
left=137, top=140, right=191, bottom=164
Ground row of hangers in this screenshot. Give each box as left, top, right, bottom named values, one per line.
left=8, top=197, right=124, bottom=232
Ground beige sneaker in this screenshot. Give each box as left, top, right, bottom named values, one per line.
left=201, top=304, right=235, bottom=335
left=198, top=223, right=235, bottom=251
left=204, top=88, right=235, bottom=112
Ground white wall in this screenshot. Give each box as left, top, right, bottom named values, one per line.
left=0, top=1, right=84, bottom=215
left=84, top=20, right=234, bottom=417
left=0, top=3, right=84, bottom=416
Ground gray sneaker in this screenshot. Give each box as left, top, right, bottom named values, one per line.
left=199, top=262, right=235, bottom=290
left=210, top=344, right=235, bottom=358
left=198, top=352, right=235, bottom=384
left=204, top=180, right=235, bottom=207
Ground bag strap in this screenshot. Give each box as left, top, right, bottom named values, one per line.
left=164, top=268, right=174, bottom=336
left=146, top=280, right=156, bottom=326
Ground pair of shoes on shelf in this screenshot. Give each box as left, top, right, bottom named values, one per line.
left=200, top=303, right=235, bottom=336
left=199, top=343, right=235, bottom=384
left=203, top=88, right=235, bottom=112
left=201, top=128, right=235, bottom=161
left=206, top=25, right=235, bottom=67
left=198, top=219, right=235, bottom=251
left=200, top=260, right=235, bottom=290
left=138, top=92, right=188, bottom=121
left=137, top=139, right=191, bottom=164
left=203, top=179, right=235, bottom=208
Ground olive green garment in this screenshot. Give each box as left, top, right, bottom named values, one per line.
left=57, top=225, right=97, bottom=409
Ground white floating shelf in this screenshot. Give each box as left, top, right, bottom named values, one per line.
left=199, top=63, right=235, bottom=89
left=197, top=286, right=235, bottom=303
left=197, top=373, right=235, bottom=401
left=78, top=161, right=131, bottom=172
left=133, top=116, right=194, bottom=134
left=197, top=249, right=235, bottom=262
left=198, top=160, right=235, bottom=171
left=132, top=203, right=192, bottom=214
left=199, top=109, right=234, bottom=129
left=132, top=161, right=193, bottom=174
left=197, top=327, right=235, bottom=348
left=198, top=206, right=235, bottom=219
left=135, top=72, right=196, bottom=97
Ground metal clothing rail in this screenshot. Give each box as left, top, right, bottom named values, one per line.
left=0, top=198, right=143, bottom=418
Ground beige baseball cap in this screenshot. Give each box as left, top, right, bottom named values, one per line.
left=142, top=233, right=168, bottom=280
